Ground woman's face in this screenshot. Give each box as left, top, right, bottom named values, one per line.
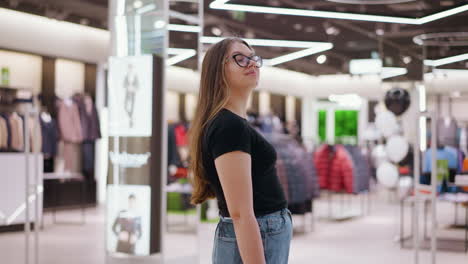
left=224, top=41, right=260, bottom=91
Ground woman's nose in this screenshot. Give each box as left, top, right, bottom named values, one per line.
left=247, top=59, right=256, bottom=68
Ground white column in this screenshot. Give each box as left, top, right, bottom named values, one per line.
left=259, top=91, right=271, bottom=116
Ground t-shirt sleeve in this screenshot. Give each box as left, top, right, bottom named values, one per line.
left=208, top=118, right=251, bottom=159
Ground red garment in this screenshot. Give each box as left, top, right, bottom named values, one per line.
left=314, top=144, right=333, bottom=189
left=399, top=166, right=410, bottom=175
left=174, top=124, right=187, bottom=146
left=329, top=145, right=354, bottom=193
left=174, top=167, right=188, bottom=179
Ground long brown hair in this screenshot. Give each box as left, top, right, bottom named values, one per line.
left=189, top=37, right=252, bottom=204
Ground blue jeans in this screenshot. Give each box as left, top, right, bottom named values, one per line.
left=212, top=208, right=293, bottom=264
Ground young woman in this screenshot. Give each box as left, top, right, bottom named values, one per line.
left=189, top=37, right=292, bottom=264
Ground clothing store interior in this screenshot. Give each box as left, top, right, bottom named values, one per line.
left=1, top=0, right=468, bottom=264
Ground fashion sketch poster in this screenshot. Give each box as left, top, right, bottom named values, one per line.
left=108, top=56, right=153, bottom=137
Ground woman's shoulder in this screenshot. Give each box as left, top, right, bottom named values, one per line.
left=206, top=109, right=249, bottom=136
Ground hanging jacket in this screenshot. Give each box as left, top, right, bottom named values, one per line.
left=314, top=144, right=333, bottom=189
left=0, top=117, right=7, bottom=149
left=302, top=151, right=319, bottom=199
left=27, top=116, right=42, bottom=153
left=329, top=145, right=354, bottom=193
left=74, top=94, right=101, bottom=141
left=57, top=99, right=83, bottom=143
left=9, top=112, right=24, bottom=151
left=423, top=147, right=458, bottom=173
left=344, top=145, right=371, bottom=194
left=437, top=118, right=458, bottom=148
left=40, top=115, right=59, bottom=157
left=174, top=124, right=188, bottom=147
left=167, top=124, right=181, bottom=166
left=0, top=114, right=11, bottom=149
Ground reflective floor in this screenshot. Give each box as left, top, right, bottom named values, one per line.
left=1, top=191, right=468, bottom=264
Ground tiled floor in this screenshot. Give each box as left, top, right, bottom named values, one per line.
left=1, top=192, right=468, bottom=264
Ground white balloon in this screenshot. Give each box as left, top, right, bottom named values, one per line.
left=363, top=124, right=382, bottom=141
left=377, top=162, right=399, bottom=188
left=371, top=144, right=388, bottom=167
left=386, top=135, right=409, bottom=163
left=375, top=111, right=399, bottom=138
left=398, top=176, right=413, bottom=199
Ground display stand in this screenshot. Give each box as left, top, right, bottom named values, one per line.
left=106, top=0, right=169, bottom=261
left=411, top=111, right=437, bottom=264
left=43, top=172, right=86, bottom=225
left=321, top=191, right=370, bottom=221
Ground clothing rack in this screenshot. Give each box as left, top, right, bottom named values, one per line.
left=314, top=143, right=372, bottom=221
left=0, top=86, right=41, bottom=264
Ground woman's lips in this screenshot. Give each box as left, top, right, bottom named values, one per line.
left=245, top=70, right=257, bottom=76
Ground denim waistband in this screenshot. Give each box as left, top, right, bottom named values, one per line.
left=220, top=208, right=289, bottom=223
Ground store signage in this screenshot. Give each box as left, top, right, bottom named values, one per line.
left=109, top=151, right=151, bottom=168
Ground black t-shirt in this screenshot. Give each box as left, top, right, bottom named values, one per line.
left=202, top=108, right=287, bottom=217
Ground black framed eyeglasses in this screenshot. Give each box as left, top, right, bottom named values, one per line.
left=230, top=54, right=263, bottom=68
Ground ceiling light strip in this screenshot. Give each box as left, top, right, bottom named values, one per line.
left=381, top=67, right=408, bottom=79
left=167, top=48, right=197, bottom=66
left=210, top=0, right=468, bottom=25
left=202, top=36, right=334, bottom=66
left=201, top=36, right=331, bottom=48
left=210, top=1, right=417, bottom=24
left=168, top=24, right=201, bottom=32
left=136, top=4, right=157, bottom=15
left=424, top=53, right=468, bottom=67
left=418, top=5, right=468, bottom=24
left=169, top=10, right=200, bottom=24
left=268, top=45, right=333, bottom=66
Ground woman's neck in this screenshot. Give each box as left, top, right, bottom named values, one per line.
left=225, top=92, right=250, bottom=119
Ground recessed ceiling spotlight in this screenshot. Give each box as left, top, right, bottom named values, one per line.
left=294, top=23, right=303, bottom=30
left=305, top=26, right=315, bottom=33
left=403, top=56, right=412, bottom=64
left=211, top=27, right=222, bottom=36
left=376, top=29, right=384, bottom=35
left=133, top=1, right=143, bottom=9
left=326, top=26, right=340, bottom=35
left=317, top=54, right=327, bottom=64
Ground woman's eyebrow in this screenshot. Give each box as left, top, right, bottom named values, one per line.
left=231, top=51, right=255, bottom=56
